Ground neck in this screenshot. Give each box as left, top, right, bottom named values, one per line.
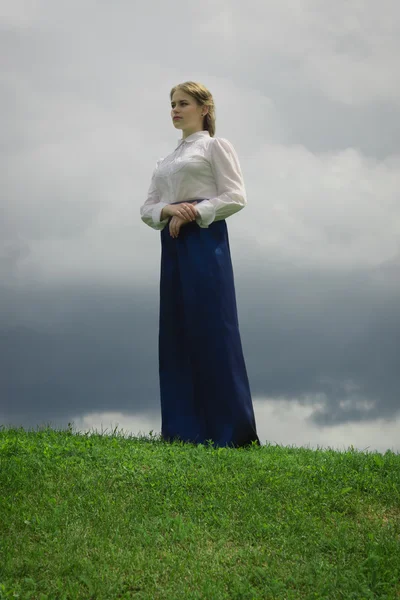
left=182, top=126, right=204, bottom=140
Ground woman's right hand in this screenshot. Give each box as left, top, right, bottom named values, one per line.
left=164, top=202, right=198, bottom=222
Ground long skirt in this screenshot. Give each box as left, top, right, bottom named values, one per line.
left=159, top=199, right=260, bottom=448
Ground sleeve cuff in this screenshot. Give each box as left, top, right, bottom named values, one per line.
left=195, top=200, right=216, bottom=228
left=152, top=202, right=169, bottom=228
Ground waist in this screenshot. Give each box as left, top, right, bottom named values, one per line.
left=170, top=198, right=208, bottom=205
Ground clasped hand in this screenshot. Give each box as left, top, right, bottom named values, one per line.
left=166, top=202, right=198, bottom=238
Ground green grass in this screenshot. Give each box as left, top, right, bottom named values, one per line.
left=1, top=424, right=400, bottom=600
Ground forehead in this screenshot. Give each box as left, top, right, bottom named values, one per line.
left=171, top=90, right=194, bottom=103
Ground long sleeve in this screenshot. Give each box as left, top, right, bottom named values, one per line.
left=140, top=160, right=170, bottom=230
left=195, top=138, right=247, bottom=228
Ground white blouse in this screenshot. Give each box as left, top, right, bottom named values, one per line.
left=140, top=130, right=247, bottom=230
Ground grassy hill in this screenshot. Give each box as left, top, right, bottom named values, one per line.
left=1, top=425, right=399, bottom=599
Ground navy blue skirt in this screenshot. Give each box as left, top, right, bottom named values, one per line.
left=159, top=199, right=260, bottom=448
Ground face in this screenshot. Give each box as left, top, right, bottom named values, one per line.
left=171, top=90, right=207, bottom=137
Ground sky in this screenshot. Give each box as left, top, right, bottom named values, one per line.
left=1, top=0, right=400, bottom=453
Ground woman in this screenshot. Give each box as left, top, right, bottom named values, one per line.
left=140, top=81, right=260, bottom=448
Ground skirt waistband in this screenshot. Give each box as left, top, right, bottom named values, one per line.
left=170, top=198, right=208, bottom=205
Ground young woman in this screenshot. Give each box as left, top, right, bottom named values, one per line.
left=140, top=81, right=260, bottom=448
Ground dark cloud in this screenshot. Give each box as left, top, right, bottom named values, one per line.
left=1, top=259, right=399, bottom=429
left=237, top=261, right=400, bottom=425
left=0, top=283, right=160, bottom=427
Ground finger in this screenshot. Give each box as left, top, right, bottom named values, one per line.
left=182, top=203, right=197, bottom=221
left=177, top=206, right=190, bottom=221
left=188, top=203, right=198, bottom=219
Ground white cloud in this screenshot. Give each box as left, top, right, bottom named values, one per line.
left=70, top=411, right=159, bottom=440
left=7, top=137, right=400, bottom=285
left=253, top=397, right=400, bottom=454
left=0, top=0, right=43, bottom=28
left=237, top=143, right=400, bottom=270
left=57, top=401, right=400, bottom=454
left=3, top=53, right=399, bottom=284
left=199, top=1, right=400, bottom=106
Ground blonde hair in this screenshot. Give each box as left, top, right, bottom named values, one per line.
left=170, top=81, right=216, bottom=137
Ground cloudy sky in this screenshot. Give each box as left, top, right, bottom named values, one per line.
left=1, top=0, right=400, bottom=453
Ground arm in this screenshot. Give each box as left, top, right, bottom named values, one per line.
left=195, top=138, right=247, bottom=228
left=139, top=160, right=170, bottom=230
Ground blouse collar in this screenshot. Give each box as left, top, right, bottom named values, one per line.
left=176, top=130, right=210, bottom=148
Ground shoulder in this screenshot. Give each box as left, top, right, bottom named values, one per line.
left=209, top=136, right=234, bottom=147
left=208, top=136, right=238, bottom=154
left=208, top=136, right=240, bottom=164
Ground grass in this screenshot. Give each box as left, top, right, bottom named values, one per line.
left=0, top=423, right=400, bottom=600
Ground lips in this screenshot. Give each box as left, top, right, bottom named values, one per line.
left=173, top=117, right=182, bottom=120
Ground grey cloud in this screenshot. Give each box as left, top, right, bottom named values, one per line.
left=1, top=259, right=399, bottom=429
left=1, top=283, right=161, bottom=427
left=237, top=261, right=400, bottom=426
